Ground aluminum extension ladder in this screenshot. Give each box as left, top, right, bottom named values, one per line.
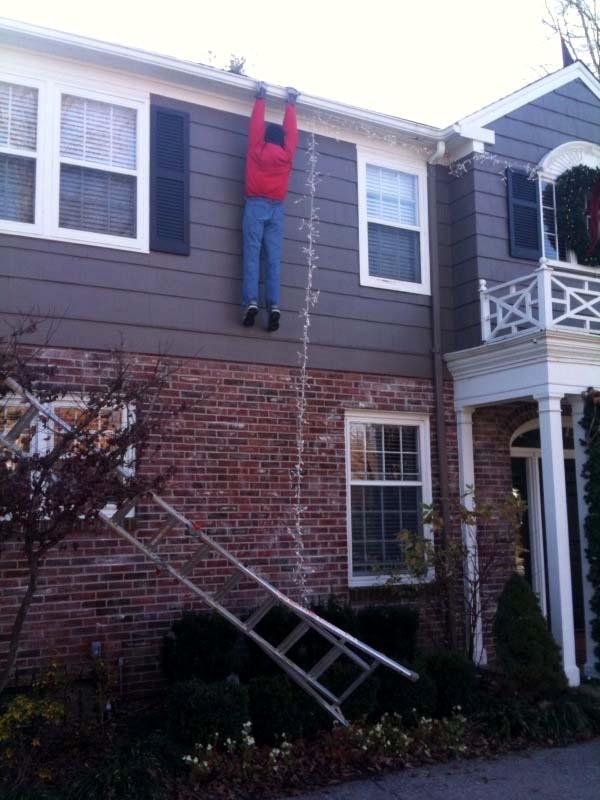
left=1, top=375, right=418, bottom=725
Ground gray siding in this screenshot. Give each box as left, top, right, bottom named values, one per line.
left=449, top=78, right=600, bottom=351
left=0, top=94, right=439, bottom=379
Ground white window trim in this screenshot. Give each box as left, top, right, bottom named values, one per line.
left=356, top=146, right=431, bottom=295
left=344, top=409, right=433, bottom=588
left=0, top=67, right=149, bottom=253
left=1, top=395, right=136, bottom=518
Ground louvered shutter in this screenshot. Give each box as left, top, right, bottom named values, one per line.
left=150, top=106, right=190, bottom=255
left=507, top=168, right=541, bottom=260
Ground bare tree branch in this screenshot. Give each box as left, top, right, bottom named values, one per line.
left=544, top=1, right=600, bottom=78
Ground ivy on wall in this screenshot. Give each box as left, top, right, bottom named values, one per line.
left=555, top=165, right=600, bottom=268
left=581, top=388, right=600, bottom=672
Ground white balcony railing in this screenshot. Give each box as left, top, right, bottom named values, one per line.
left=479, top=262, right=600, bottom=342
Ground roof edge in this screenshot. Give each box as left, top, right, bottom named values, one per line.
left=0, top=16, right=445, bottom=144
left=450, top=61, right=600, bottom=132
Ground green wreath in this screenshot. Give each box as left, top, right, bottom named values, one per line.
left=555, top=165, right=600, bottom=268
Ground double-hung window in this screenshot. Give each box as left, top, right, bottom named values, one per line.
left=345, top=412, right=431, bottom=586
left=357, top=148, right=430, bottom=294
left=0, top=72, right=149, bottom=251
left=0, top=81, right=38, bottom=229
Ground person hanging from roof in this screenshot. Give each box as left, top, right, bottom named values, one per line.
left=242, top=81, right=299, bottom=332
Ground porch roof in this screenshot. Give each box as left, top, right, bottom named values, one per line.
left=445, top=330, right=600, bottom=409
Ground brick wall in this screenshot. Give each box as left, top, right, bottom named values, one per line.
left=1, top=347, right=464, bottom=694
left=472, top=401, right=539, bottom=662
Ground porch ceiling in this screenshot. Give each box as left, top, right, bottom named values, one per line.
left=445, top=330, right=600, bottom=409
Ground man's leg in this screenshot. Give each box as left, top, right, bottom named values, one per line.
left=242, top=199, right=265, bottom=325
left=263, top=201, right=284, bottom=331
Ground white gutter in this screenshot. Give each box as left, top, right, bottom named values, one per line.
left=0, top=16, right=444, bottom=144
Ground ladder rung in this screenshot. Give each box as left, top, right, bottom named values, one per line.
left=212, top=570, right=242, bottom=604
left=149, top=518, right=176, bottom=548
left=244, top=598, right=277, bottom=631
left=338, top=661, right=379, bottom=705
left=180, top=543, right=212, bottom=577
left=308, top=645, right=344, bottom=680
left=5, top=404, right=39, bottom=443
left=276, top=621, right=310, bottom=655
left=111, top=496, right=140, bottom=527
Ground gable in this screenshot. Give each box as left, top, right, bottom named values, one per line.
left=456, top=63, right=600, bottom=132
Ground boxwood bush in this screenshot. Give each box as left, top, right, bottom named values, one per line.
left=494, top=574, right=567, bottom=696
left=166, top=679, right=249, bottom=747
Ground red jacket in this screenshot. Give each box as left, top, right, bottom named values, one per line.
left=245, top=98, right=298, bottom=201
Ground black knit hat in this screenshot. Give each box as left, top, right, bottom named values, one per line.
left=265, top=123, right=285, bottom=147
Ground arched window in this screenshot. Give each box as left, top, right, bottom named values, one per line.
left=537, top=141, right=600, bottom=264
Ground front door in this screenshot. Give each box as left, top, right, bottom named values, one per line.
left=510, top=423, right=586, bottom=665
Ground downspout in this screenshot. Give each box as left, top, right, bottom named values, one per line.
left=427, top=146, right=456, bottom=648
left=427, top=145, right=450, bottom=533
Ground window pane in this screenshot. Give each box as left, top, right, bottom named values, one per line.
left=351, top=422, right=421, bottom=481
left=350, top=484, right=422, bottom=574
left=368, top=223, right=421, bottom=282
left=366, top=164, right=417, bottom=225
left=541, top=181, right=558, bottom=259
left=59, top=164, right=136, bottom=237
left=0, top=154, right=35, bottom=223
left=50, top=404, right=124, bottom=452
left=1, top=403, right=35, bottom=452
left=0, top=82, right=38, bottom=151
left=401, top=427, right=420, bottom=480
left=61, top=95, right=137, bottom=170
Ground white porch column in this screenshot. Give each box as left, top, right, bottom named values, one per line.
left=456, top=406, right=486, bottom=665
left=536, top=393, right=579, bottom=686
left=570, top=395, right=598, bottom=678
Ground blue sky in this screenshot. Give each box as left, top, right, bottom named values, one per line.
left=2, top=0, right=564, bottom=126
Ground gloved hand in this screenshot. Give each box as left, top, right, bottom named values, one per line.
left=286, top=87, right=299, bottom=105
left=255, top=81, right=267, bottom=100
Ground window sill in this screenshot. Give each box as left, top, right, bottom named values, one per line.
left=359, top=274, right=431, bottom=295
left=349, top=569, right=434, bottom=588
left=0, top=222, right=149, bottom=254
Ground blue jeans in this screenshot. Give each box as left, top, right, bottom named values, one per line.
left=242, top=197, right=284, bottom=310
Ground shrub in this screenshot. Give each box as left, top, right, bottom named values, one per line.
left=494, top=574, right=567, bottom=696
left=67, top=739, right=162, bottom=800
left=375, top=665, right=437, bottom=724
left=242, top=606, right=299, bottom=680
left=0, top=693, right=65, bottom=787
left=477, top=690, right=600, bottom=743
left=323, top=662, right=380, bottom=722
left=248, top=675, right=329, bottom=744
left=166, top=680, right=249, bottom=747
left=161, top=612, right=248, bottom=684
left=356, top=605, right=419, bottom=663
left=423, top=650, right=479, bottom=717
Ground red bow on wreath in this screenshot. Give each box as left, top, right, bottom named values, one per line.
left=587, top=176, right=600, bottom=256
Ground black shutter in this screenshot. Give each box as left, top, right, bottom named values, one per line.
left=150, top=105, right=190, bottom=255
left=506, top=168, right=541, bottom=260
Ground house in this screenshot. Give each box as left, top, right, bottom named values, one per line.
left=1, top=17, right=599, bottom=694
